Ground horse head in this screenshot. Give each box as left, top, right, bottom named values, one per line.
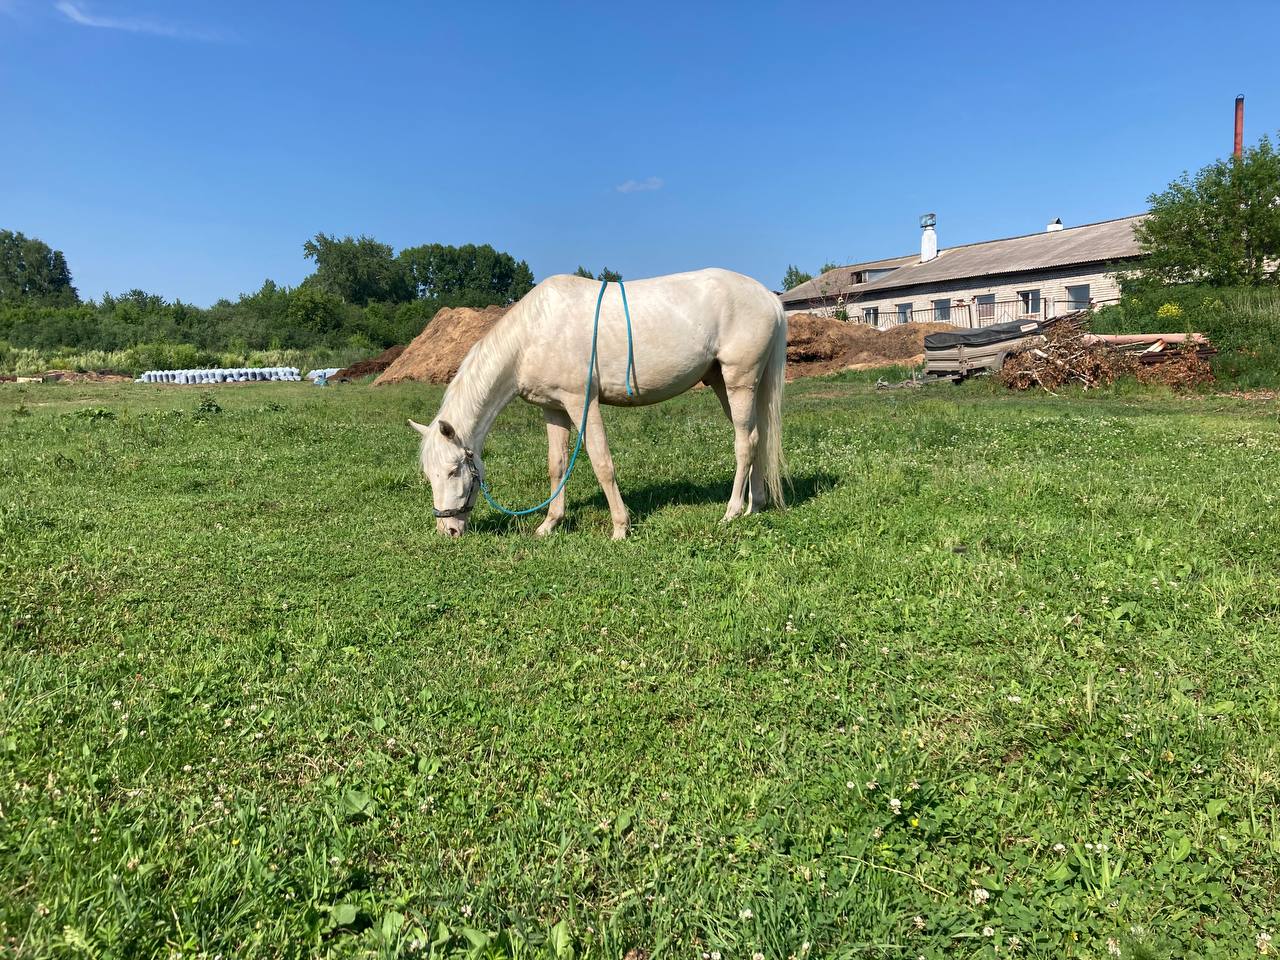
left=409, top=418, right=483, bottom=537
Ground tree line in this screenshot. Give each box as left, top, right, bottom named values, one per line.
left=0, top=231, right=541, bottom=356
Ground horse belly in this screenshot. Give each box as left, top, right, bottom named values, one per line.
left=597, top=339, right=713, bottom=406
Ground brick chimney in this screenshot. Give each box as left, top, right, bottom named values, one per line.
left=1235, top=95, right=1244, bottom=158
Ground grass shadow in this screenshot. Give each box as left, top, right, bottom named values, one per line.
left=466, top=471, right=841, bottom=534
left=586, top=469, right=840, bottom=523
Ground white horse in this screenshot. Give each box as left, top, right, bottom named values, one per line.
left=408, top=268, right=786, bottom=538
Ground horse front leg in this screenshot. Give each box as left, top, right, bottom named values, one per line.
left=535, top=408, right=572, bottom=537
left=566, top=396, right=630, bottom=540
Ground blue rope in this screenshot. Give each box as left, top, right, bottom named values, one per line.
left=479, top=277, right=633, bottom=517
left=618, top=279, right=636, bottom=396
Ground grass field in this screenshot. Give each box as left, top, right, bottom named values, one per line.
left=2, top=376, right=1279, bottom=959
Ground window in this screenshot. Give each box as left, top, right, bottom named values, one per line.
left=932, top=299, right=951, bottom=322
left=976, top=293, right=996, bottom=321
left=863, top=306, right=879, bottom=324
left=896, top=303, right=912, bottom=324
left=1065, top=284, right=1090, bottom=309
left=1018, top=289, right=1041, bottom=316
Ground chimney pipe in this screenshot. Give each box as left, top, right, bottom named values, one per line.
left=919, top=212, right=937, bottom=263
left=1234, top=95, right=1244, bottom=158
left=1046, top=217, right=1064, bottom=233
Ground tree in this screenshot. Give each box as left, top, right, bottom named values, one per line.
left=573, top=266, right=622, bottom=281
left=1134, top=134, right=1280, bottom=287
left=819, top=262, right=841, bottom=274
left=0, top=230, right=80, bottom=305
left=301, top=233, right=413, bottom=305
left=781, top=265, right=812, bottom=290
left=398, top=243, right=534, bottom=303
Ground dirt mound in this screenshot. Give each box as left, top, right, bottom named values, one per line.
left=786, top=313, right=954, bottom=379
left=41, top=369, right=134, bottom=383
left=374, top=305, right=510, bottom=386
left=334, top=344, right=405, bottom=381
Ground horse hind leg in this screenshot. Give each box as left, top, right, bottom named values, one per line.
left=719, top=371, right=760, bottom=522
left=706, top=363, right=764, bottom=517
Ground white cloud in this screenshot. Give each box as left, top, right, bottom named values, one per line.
left=616, top=177, right=664, bottom=194
left=55, top=1, right=223, bottom=40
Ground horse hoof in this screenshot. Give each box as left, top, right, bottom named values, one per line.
left=535, top=521, right=558, bottom=537
left=611, top=526, right=630, bottom=540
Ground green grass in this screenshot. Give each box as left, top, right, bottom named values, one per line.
left=2, top=376, right=1279, bottom=959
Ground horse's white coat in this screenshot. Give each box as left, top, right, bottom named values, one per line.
left=409, top=268, right=786, bottom=538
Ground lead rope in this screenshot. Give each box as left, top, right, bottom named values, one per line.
left=478, top=278, right=634, bottom=517
left=618, top=279, right=636, bottom=396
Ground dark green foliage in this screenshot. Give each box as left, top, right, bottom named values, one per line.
left=1135, top=134, right=1280, bottom=287
left=0, top=231, right=538, bottom=369
left=0, top=229, right=79, bottom=306
left=301, top=233, right=414, bottom=306
left=781, top=264, right=813, bottom=290
left=1093, top=283, right=1280, bottom=387
left=574, top=266, right=623, bottom=282
left=399, top=243, right=534, bottom=303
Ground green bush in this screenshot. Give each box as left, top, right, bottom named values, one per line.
left=1093, top=284, right=1280, bottom=387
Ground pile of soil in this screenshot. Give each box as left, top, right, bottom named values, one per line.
left=786, top=313, right=955, bottom=379
left=374, top=305, right=510, bottom=386
left=334, top=344, right=405, bottom=381
left=41, top=370, right=134, bottom=383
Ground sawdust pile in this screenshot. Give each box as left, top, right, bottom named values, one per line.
left=786, top=313, right=953, bottom=379
left=334, top=344, right=405, bottom=381
left=373, top=305, right=510, bottom=386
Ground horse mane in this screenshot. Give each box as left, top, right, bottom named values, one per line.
left=436, top=292, right=537, bottom=440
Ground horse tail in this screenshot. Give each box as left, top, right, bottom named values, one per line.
left=755, top=302, right=789, bottom=508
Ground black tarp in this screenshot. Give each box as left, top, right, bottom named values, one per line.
left=924, top=318, right=1046, bottom=350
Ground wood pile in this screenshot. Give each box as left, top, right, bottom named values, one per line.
left=998, top=319, right=1216, bottom=391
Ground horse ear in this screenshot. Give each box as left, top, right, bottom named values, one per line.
left=407, top=418, right=430, bottom=436
left=438, top=420, right=457, bottom=441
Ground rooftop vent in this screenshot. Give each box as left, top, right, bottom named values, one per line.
left=1046, top=218, right=1064, bottom=232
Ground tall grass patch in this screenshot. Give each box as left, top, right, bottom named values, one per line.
left=1094, top=284, right=1280, bottom=387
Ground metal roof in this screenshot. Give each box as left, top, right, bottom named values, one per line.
left=779, top=253, right=918, bottom=304
left=782, top=215, right=1146, bottom=303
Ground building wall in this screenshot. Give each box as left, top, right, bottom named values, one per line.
left=784, top=262, right=1132, bottom=327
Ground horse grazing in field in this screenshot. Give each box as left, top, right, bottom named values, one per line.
left=408, top=268, right=787, bottom=539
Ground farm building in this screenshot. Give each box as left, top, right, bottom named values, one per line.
left=782, top=214, right=1146, bottom=327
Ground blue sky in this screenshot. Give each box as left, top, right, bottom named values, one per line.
left=2, top=0, right=1278, bottom=306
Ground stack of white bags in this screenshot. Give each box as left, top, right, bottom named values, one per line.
left=136, top=367, right=302, bottom=384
